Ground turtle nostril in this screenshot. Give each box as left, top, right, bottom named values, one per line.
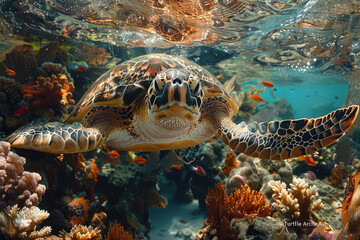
left=172, top=78, right=182, bottom=85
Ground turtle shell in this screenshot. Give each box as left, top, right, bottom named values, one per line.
left=65, top=54, right=238, bottom=124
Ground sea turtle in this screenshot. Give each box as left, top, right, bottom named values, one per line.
left=6, top=54, right=359, bottom=160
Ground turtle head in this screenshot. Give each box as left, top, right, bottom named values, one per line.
left=147, top=69, right=204, bottom=129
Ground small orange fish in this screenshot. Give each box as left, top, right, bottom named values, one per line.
left=6, top=68, right=16, bottom=76
left=216, top=74, right=224, bottom=79
left=131, top=157, right=147, bottom=164
left=206, top=139, right=218, bottom=143
left=297, top=155, right=316, bottom=166
left=304, top=156, right=316, bottom=166
left=260, top=81, right=274, bottom=87
left=250, top=94, right=264, bottom=102
left=160, top=202, right=166, bottom=208
left=105, top=150, right=120, bottom=158
left=179, top=220, right=187, bottom=224
left=13, top=106, right=28, bottom=117
left=171, top=164, right=182, bottom=170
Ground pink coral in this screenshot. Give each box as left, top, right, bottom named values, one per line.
left=0, top=141, right=46, bottom=210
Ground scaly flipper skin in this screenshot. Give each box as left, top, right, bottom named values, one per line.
left=215, top=105, right=359, bottom=160
left=6, top=122, right=106, bottom=153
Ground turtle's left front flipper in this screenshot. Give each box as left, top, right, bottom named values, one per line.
left=214, top=105, right=359, bottom=160
left=6, top=122, right=106, bottom=154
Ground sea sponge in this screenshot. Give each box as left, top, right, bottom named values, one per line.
left=268, top=177, right=324, bottom=224
left=67, top=197, right=90, bottom=226
left=0, top=141, right=46, bottom=210
left=0, top=204, right=51, bottom=239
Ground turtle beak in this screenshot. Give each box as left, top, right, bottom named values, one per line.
left=167, top=78, right=192, bottom=108
left=155, top=79, right=197, bottom=114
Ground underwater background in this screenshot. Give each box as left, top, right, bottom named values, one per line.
left=1, top=0, right=360, bottom=239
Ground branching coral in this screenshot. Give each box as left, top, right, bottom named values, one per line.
left=0, top=204, right=51, bottom=240
left=0, top=141, right=46, bottom=210
left=268, top=177, right=324, bottom=224
left=21, top=63, right=75, bottom=108
left=221, top=152, right=238, bottom=177
left=104, top=221, right=139, bottom=240
left=66, top=225, right=101, bottom=240
left=205, top=182, right=272, bottom=240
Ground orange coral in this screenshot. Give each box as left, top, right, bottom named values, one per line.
left=338, top=169, right=360, bottom=239
left=21, top=74, right=75, bottom=108
left=104, top=221, right=139, bottom=240
left=221, top=152, right=238, bottom=177
left=205, top=183, right=272, bottom=240
left=67, top=197, right=90, bottom=226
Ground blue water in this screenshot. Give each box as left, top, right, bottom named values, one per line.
left=260, top=70, right=348, bottom=118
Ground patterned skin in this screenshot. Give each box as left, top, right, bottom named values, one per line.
left=6, top=54, right=359, bottom=160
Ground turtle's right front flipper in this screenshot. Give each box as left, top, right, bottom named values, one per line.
left=6, top=122, right=106, bottom=153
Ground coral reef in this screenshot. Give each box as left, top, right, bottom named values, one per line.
left=221, top=152, right=238, bottom=177
left=21, top=63, right=75, bottom=108
left=66, top=197, right=90, bottom=226
left=205, top=182, right=271, bottom=240
left=65, top=224, right=101, bottom=240
left=104, top=221, right=139, bottom=240
left=268, top=177, right=323, bottom=233
left=0, top=204, right=51, bottom=239
left=261, top=159, right=293, bottom=182
left=0, top=141, right=46, bottom=210
left=225, top=154, right=261, bottom=195
left=2, top=45, right=38, bottom=83
left=0, top=77, right=23, bottom=104
left=195, top=216, right=297, bottom=240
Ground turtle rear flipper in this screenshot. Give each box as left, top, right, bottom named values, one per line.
left=215, top=105, right=359, bottom=160
left=6, top=122, right=106, bottom=153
